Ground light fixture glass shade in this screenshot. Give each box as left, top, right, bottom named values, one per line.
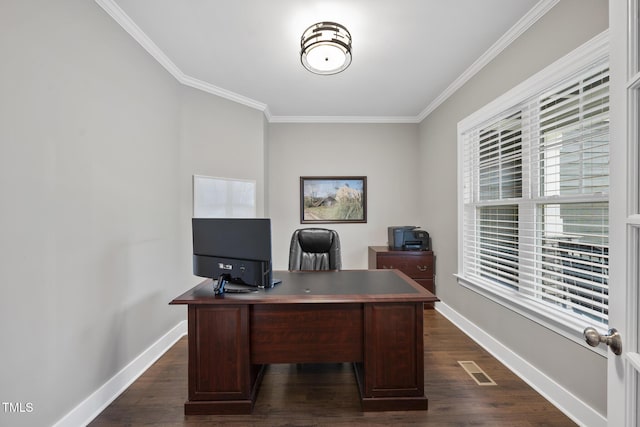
left=300, top=22, right=352, bottom=75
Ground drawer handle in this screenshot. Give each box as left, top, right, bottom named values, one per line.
left=417, top=265, right=429, bottom=272
left=382, top=265, right=393, bottom=269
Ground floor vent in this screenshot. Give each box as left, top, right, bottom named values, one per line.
left=458, top=361, right=497, bottom=386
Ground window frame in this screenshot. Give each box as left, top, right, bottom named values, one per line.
left=456, top=31, right=610, bottom=352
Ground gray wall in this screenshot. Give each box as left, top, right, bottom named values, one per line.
left=0, top=2, right=180, bottom=426
left=418, top=0, right=609, bottom=415
left=0, top=0, right=612, bottom=425
left=177, top=87, right=267, bottom=285
left=0, top=1, right=266, bottom=426
left=268, top=123, right=420, bottom=270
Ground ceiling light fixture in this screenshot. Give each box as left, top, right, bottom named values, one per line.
left=300, top=22, right=352, bottom=75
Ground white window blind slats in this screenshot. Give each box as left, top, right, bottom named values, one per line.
left=460, top=59, right=610, bottom=326
left=477, top=112, right=523, bottom=202
left=540, top=94, right=609, bottom=123
left=479, top=142, right=522, bottom=162
left=538, top=72, right=609, bottom=137
left=539, top=123, right=609, bottom=149
left=537, top=200, right=609, bottom=324
left=463, top=256, right=608, bottom=292
left=538, top=266, right=609, bottom=291
left=538, top=128, right=609, bottom=153
left=540, top=133, right=609, bottom=153
left=538, top=67, right=610, bottom=200
left=539, top=67, right=609, bottom=105
left=461, top=262, right=609, bottom=322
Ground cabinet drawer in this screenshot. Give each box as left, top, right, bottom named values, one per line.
left=415, top=279, right=434, bottom=294
left=376, top=254, right=433, bottom=279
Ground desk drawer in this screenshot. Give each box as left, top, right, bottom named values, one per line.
left=251, top=303, right=363, bottom=364
left=376, top=254, right=433, bottom=279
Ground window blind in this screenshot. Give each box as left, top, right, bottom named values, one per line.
left=461, top=60, right=610, bottom=326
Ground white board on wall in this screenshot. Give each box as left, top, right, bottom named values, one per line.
left=193, top=175, right=256, bottom=218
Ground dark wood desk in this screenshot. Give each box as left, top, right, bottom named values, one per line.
left=170, top=269, right=438, bottom=414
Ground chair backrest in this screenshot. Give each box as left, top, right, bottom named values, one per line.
left=288, top=228, right=342, bottom=271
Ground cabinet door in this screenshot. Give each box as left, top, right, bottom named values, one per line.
left=361, top=302, right=426, bottom=405
left=188, top=305, right=250, bottom=401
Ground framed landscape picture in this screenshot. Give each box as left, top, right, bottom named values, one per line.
left=300, top=176, right=367, bottom=223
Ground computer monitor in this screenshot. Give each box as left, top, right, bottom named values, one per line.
left=192, top=218, right=275, bottom=293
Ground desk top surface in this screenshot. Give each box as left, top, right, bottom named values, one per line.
left=170, top=269, right=438, bottom=305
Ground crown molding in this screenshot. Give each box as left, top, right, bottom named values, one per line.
left=268, top=115, right=420, bottom=124
left=180, top=75, right=267, bottom=111
left=416, top=0, right=560, bottom=122
left=96, top=0, right=557, bottom=124
left=95, top=0, right=267, bottom=113
left=95, top=0, right=183, bottom=78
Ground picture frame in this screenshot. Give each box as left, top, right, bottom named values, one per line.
left=300, top=176, right=367, bottom=223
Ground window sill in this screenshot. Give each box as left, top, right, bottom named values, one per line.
left=455, top=273, right=607, bottom=357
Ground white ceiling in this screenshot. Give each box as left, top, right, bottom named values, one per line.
left=99, top=0, right=548, bottom=122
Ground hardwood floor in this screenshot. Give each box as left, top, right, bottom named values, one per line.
left=89, top=309, right=576, bottom=426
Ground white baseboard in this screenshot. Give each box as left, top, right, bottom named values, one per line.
left=52, top=320, right=187, bottom=427
left=434, top=302, right=606, bottom=427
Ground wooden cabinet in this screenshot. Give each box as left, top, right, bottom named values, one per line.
left=368, top=246, right=435, bottom=295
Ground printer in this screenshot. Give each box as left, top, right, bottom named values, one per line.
left=388, top=226, right=430, bottom=251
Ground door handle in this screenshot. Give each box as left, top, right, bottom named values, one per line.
left=583, top=327, right=622, bottom=355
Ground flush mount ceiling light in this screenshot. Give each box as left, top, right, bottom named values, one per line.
left=300, top=22, right=352, bottom=75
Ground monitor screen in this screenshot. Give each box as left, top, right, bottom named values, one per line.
left=192, top=218, right=274, bottom=288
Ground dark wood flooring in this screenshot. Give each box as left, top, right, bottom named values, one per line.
left=89, top=309, right=576, bottom=426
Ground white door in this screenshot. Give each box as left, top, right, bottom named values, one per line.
left=606, top=1, right=640, bottom=426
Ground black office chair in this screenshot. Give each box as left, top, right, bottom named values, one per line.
left=288, top=228, right=342, bottom=271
